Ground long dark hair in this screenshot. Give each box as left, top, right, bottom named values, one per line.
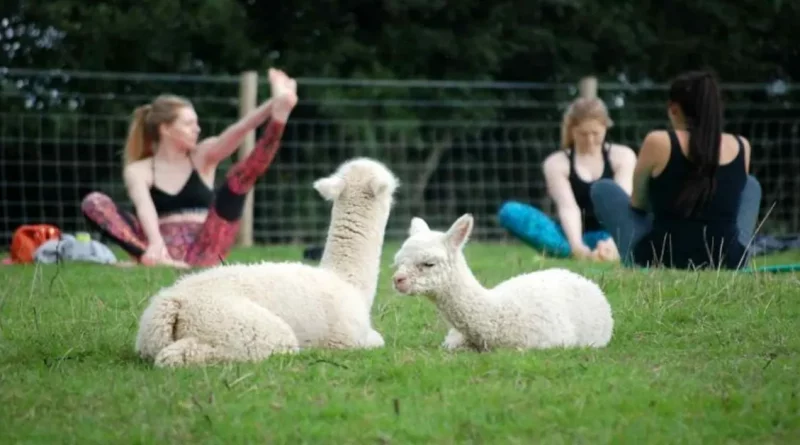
left=668, top=70, right=723, bottom=216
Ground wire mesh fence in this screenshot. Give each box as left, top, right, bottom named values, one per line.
left=1, top=68, right=798, bottom=247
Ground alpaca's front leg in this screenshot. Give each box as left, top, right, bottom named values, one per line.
left=442, top=327, right=469, bottom=351
left=323, top=327, right=384, bottom=350
left=365, top=328, right=385, bottom=348
left=325, top=303, right=385, bottom=349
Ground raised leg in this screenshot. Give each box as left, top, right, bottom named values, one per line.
left=497, top=200, right=572, bottom=257
left=182, top=70, right=298, bottom=267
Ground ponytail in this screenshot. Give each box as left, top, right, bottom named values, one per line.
left=123, top=104, right=154, bottom=167
left=669, top=71, right=723, bottom=216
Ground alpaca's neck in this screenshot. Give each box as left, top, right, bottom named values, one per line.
left=319, top=198, right=389, bottom=308
left=434, top=256, right=497, bottom=345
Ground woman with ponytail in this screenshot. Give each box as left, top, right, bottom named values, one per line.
left=589, top=70, right=763, bottom=269
left=81, top=68, right=298, bottom=268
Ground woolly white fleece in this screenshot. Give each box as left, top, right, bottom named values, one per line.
left=391, top=214, right=614, bottom=352
left=134, top=157, right=399, bottom=367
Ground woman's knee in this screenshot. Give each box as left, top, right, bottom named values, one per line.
left=81, top=192, right=113, bottom=215
left=589, top=179, right=623, bottom=204
left=744, top=175, right=762, bottom=200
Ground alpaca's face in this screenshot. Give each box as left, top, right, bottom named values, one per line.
left=391, top=214, right=474, bottom=299
left=392, top=233, right=452, bottom=297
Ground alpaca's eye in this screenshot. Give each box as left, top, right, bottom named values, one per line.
left=421, top=262, right=435, bottom=268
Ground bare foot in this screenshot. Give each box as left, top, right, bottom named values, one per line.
left=592, top=240, right=620, bottom=262
left=268, top=68, right=298, bottom=122
left=161, top=257, right=191, bottom=269
left=139, top=255, right=191, bottom=269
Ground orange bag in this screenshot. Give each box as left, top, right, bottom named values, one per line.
left=10, top=224, right=62, bottom=264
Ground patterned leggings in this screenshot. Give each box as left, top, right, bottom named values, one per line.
left=81, top=119, right=285, bottom=267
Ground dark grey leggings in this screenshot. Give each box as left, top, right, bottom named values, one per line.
left=589, top=176, right=762, bottom=266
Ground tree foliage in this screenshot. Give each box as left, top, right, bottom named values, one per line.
left=3, top=0, right=798, bottom=84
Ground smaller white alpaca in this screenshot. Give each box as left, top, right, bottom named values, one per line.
left=134, top=157, right=398, bottom=367
left=391, top=214, right=614, bottom=352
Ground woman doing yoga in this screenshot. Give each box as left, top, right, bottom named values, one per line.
left=497, top=97, right=637, bottom=261
left=81, top=68, right=298, bottom=268
left=589, top=70, right=762, bottom=269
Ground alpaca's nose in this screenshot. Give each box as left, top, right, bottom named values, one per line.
left=393, top=275, right=407, bottom=287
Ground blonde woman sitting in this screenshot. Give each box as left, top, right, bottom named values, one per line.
left=498, top=97, right=637, bottom=262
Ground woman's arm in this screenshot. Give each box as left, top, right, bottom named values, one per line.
left=195, top=98, right=275, bottom=170
left=740, top=135, right=752, bottom=173
left=630, top=131, right=668, bottom=211
left=609, top=144, right=638, bottom=196
left=123, top=164, right=164, bottom=248
left=543, top=153, right=591, bottom=258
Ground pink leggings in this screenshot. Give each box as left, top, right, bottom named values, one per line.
left=81, top=119, right=285, bottom=267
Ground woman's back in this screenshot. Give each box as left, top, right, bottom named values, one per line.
left=635, top=129, right=750, bottom=268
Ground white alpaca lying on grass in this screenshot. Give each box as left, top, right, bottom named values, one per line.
left=134, top=157, right=399, bottom=367
left=391, top=214, right=614, bottom=352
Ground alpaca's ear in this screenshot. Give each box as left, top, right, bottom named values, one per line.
left=368, top=177, right=388, bottom=197
left=409, top=217, right=430, bottom=236
left=313, top=176, right=345, bottom=201
left=368, top=173, right=399, bottom=198
left=445, top=213, right=474, bottom=250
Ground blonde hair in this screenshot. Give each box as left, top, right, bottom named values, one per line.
left=559, top=97, right=614, bottom=149
left=123, top=94, right=193, bottom=166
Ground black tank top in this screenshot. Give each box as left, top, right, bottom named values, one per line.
left=149, top=157, right=214, bottom=216
left=567, top=143, right=615, bottom=232
left=633, top=130, right=749, bottom=269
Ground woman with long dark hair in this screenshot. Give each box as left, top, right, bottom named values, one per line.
left=589, top=70, right=762, bottom=269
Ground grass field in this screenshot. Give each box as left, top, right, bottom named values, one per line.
left=1, top=242, right=799, bottom=444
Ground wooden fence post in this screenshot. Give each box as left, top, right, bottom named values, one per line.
left=237, top=70, right=258, bottom=247
left=579, top=76, right=598, bottom=99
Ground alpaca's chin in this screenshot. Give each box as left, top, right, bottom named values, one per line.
left=392, top=283, right=411, bottom=295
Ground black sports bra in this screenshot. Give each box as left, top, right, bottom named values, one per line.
left=149, top=157, right=214, bottom=216
left=566, top=143, right=615, bottom=232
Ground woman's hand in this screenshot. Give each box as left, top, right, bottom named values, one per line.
left=140, top=242, right=190, bottom=269
left=140, top=242, right=169, bottom=265
left=571, top=243, right=594, bottom=260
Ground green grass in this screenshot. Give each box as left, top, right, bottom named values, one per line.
left=1, top=242, right=799, bottom=444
